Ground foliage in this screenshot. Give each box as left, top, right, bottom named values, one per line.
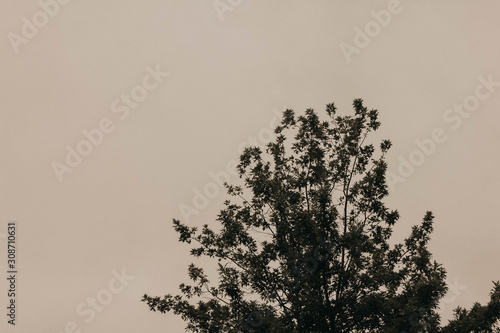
left=143, top=99, right=499, bottom=332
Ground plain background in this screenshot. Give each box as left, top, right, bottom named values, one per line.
left=1, top=1, right=499, bottom=332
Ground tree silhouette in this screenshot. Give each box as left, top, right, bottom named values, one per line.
left=143, top=100, right=499, bottom=332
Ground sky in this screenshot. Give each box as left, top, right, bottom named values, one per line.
left=1, top=1, right=499, bottom=332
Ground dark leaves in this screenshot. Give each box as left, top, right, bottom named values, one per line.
left=144, top=100, right=497, bottom=333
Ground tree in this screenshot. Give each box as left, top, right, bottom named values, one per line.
left=441, top=281, right=500, bottom=333
left=142, top=99, right=499, bottom=332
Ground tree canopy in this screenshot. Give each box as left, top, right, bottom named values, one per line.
left=143, top=100, right=499, bottom=332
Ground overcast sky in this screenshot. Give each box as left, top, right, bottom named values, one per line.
left=1, top=1, right=499, bottom=332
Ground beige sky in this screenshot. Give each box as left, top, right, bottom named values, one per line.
left=1, top=1, right=500, bottom=332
